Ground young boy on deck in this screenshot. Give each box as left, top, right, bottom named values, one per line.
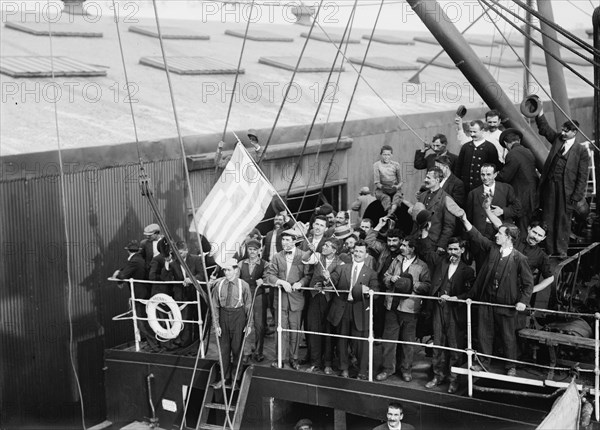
left=373, top=145, right=403, bottom=217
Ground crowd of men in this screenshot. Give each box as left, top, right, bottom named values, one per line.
left=113, top=106, right=591, bottom=392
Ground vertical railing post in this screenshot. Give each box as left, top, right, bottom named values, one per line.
left=277, top=286, right=282, bottom=368
left=466, top=298, right=473, bottom=397
left=129, top=279, right=141, bottom=352
left=595, top=313, right=599, bottom=421
left=196, top=289, right=205, bottom=358
left=368, top=291, right=374, bottom=382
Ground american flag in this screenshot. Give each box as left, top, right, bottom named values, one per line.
left=190, top=143, right=276, bottom=266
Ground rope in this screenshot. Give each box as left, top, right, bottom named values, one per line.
left=319, top=0, right=386, bottom=197
left=477, top=0, right=599, bottom=151
left=46, top=5, right=86, bottom=428
left=294, top=6, right=358, bottom=217
left=149, top=1, right=233, bottom=427
left=491, top=0, right=600, bottom=66
left=257, top=0, right=325, bottom=165
left=480, top=0, right=600, bottom=91
left=221, top=0, right=256, bottom=141
left=284, top=0, right=360, bottom=201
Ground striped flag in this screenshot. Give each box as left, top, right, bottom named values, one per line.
left=190, top=143, right=276, bottom=266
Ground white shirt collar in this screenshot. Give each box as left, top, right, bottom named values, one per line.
left=484, top=182, right=495, bottom=195
left=562, top=137, right=576, bottom=154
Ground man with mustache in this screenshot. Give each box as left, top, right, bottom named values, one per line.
left=535, top=108, right=590, bottom=257
left=413, top=133, right=457, bottom=172
left=417, top=229, right=475, bottom=394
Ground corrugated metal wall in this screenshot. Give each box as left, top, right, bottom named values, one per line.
left=0, top=158, right=187, bottom=428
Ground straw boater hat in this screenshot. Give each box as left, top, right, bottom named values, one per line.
left=333, top=225, right=353, bottom=240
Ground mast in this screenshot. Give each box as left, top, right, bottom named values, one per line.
left=536, top=0, right=571, bottom=126
left=523, top=0, right=533, bottom=98
left=404, top=0, right=548, bottom=170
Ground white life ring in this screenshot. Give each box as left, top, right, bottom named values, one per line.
left=146, top=293, right=183, bottom=340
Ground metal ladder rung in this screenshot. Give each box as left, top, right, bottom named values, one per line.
left=198, top=424, right=228, bottom=430
left=205, top=402, right=235, bottom=411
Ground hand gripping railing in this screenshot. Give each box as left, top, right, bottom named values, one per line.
left=272, top=285, right=600, bottom=420
left=108, top=277, right=206, bottom=356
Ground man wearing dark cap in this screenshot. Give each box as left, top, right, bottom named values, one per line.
left=140, top=223, right=162, bottom=274
left=113, top=240, right=161, bottom=352
left=326, top=241, right=379, bottom=379
left=414, top=133, right=457, bottom=172
left=535, top=108, right=590, bottom=257
left=264, top=229, right=311, bottom=369
left=294, top=418, right=313, bottom=430
left=239, top=239, right=269, bottom=363
left=416, top=167, right=456, bottom=253
left=496, top=128, right=539, bottom=235
left=211, top=258, right=252, bottom=388
left=377, top=238, right=430, bottom=382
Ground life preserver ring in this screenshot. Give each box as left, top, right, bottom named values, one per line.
left=146, top=293, right=183, bottom=340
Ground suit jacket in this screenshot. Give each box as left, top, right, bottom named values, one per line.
left=497, top=143, right=539, bottom=214
left=140, top=238, right=157, bottom=269
left=536, top=114, right=590, bottom=205
left=327, top=262, right=379, bottom=331
left=264, top=248, right=311, bottom=312
left=417, top=188, right=455, bottom=249
left=466, top=182, right=521, bottom=234
left=117, top=252, right=146, bottom=281
left=383, top=256, right=431, bottom=314
left=442, top=173, right=466, bottom=208
left=467, top=227, right=534, bottom=315
left=300, top=235, right=329, bottom=253
left=262, top=229, right=283, bottom=261
left=414, top=149, right=457, bottom=171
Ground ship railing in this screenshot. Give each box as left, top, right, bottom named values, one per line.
left=107, top=277, right=208, bottom=356
left=274, top=287, right=600, bottom=420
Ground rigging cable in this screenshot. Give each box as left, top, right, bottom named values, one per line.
left=45, top=3, right=86, bottom=428
left=294, top=3, right=358, bottom=216
left=221, top=0, right=256, bottom=141
left=510, top=0, right=600, bottom=56
left=491, top=0, right=600, bottom=65
left=480, top=0, right=600, bottom=91
left=284, top=0, right=360, bottom=201
left=149, top=1, right=234, bottom=427
left=258, top=0, right=325, bottom=164
left=476, top=0, right=599, bottom=151
left=319, top=0, right=386, bottom=196
left=566, top=0, right=594, bottom=18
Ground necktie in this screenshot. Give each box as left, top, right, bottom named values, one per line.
left=225, top=281, right=235, bottom=308
left=285, top=250, right=293, bottom=255
left=348, top=265, right=359, bottom=302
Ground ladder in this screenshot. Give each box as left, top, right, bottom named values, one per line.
left=195, top=363, right=254, bottom=430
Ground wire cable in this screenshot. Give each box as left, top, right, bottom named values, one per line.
left=258, top=0, right=325, bottom=164
left=476, top=0, right=599, bottom=151
left=221, top=0, right=256, bottom=141
left=46, top=4, right=86, bottom=428
left=284, top=0, right=360, bottom=201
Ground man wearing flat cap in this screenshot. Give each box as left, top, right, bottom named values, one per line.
left=211, top=258, right=252, bottom=388
left=350, top=186, right=377, bottom=221
left=535, top=108, right=590, bottom=257
left=496, top=128, right=538, bottom=235
left=113, top=240, right=161, bottom=352
left=264, top=229, right=312, bottom=369
left=140, top=223, right=162, bottom=274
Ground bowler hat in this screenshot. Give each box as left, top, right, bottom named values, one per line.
left=394, top=276, right=413, bottom=294
left=520, top=95, right=542, bottom=118
left=247, top=129, right=258, bottom=138
left=408, top=202, right=427, bottom=221
left=499, top=128, right=523, bottom=148
left=125, top=240, right=140, bottom=252
left=416, top=209, right=432, bottom=227
left=316, top=203, right=334, bottom=216
left=456, top=105, right=467, bottom=118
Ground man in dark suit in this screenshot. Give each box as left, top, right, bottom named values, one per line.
left=300, top=215, right=331, bottom=253
left=372, top=402, right=415, bottom=430
left=264, top=229, right=312, bottom=369
left=496, top=129, right=539, bottom=236
left=113, top=240, right=161, bottom=352
left=416, top=167, right=456, bottom=252
left=456, top=212, right=534, bottom=376
left=435, top=155, right=466, bottom=208
left=466, top=163, right=521, bottom=241
left=417, top=234, right=475, bottom=394
left=535, top=110, right=590, bottom=257
left=414, top=133, right=457, bottom=172
left=139, top=223, right=162, bottom=274
left=262, top=213, right=284, bottom=331
left=453, top=120, right=501, bottom=193
left=326, top=240, right=379, bottom=379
